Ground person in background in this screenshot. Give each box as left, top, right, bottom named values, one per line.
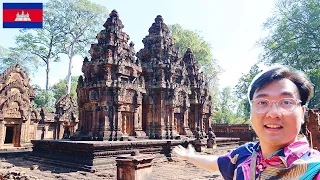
left=174, top=66, right=320, bottom=180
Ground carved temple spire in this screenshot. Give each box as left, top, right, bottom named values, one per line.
left=148, top=15, right=169, bottom=36
left=103, top=9, right=124, bottom=31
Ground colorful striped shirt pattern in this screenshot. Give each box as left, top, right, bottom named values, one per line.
left=217, top=136, right=320, bottom=180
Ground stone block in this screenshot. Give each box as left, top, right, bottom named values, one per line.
left=116, top=151, right=154, bottom=180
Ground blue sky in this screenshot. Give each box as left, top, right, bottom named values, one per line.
left=0, top=0, right=275, bottom=89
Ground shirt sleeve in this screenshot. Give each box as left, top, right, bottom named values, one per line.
left=217, top=142, right=256, bottom=180
left=217, top=150, right=239, bottom=180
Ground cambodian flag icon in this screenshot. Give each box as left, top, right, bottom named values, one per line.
left=3, top=3, right=43, bottom=28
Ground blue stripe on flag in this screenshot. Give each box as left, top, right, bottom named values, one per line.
left=3, top=3, right=43, bottom=9
left=3, top=22, right=43, bottom=28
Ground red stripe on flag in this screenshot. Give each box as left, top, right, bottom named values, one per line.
left=3, top=9, right=43, bottom=22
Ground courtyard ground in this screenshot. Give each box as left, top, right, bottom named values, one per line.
left=0, top=145, right=236, bottom=180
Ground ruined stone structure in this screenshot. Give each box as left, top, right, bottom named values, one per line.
left=39, top=107, right=56, bottom=140
left=137, top=17, right=212, bottom=139
left=30, top=11, right=213, bottom=172
left=306, top=109, right=320, bottom=150
left=77, top=10, right=146, bottom=141
left=0, top=65, right=40, bottom=147
left=212, top=124, right=255, bottom=141
left=39, top=95, right=78, bottom=140
left=182, top=49, right=212, bottom=137
left=137, top=15, right=190, bottom=139
left=76, top=10, right=212, bottom=141
left=54, top=94, right=78, bottom=139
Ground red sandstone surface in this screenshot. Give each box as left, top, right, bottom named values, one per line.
left=0, top=146, right=235, bottom=180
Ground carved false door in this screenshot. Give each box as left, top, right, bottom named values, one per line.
left=174, top=113, right=183, bottom=135
left=122, top=112, right=133, bottom=135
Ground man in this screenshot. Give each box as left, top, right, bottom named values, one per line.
left=174, top=66, right=320, bottom=179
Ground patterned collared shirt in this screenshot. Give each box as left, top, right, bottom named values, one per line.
left=217, top=136, right=320, bottom=180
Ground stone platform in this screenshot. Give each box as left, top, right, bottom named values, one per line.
left=28, top=139, right=188, bottom=172
left=0, top=144, right=33, bottom=158
left=27, top=137, right=240, bottom=172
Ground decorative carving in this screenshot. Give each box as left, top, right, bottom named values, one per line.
left=306, top=109, right=320, bottom=149
left=76, top=10, right=212, bottom=141
left=0, top=65, right=38, bottom=147
left=55, top=94, right=78, bottom=122
left=77, top=9, right=146, bottom=141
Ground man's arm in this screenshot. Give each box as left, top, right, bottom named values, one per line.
left=173, top=144, right=219, bottom=171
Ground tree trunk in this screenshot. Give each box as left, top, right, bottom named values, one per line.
left=46, top=61, right=50, bottom=91
left=66, top=56, right=73, bottom=94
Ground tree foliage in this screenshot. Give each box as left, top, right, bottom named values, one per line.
left=259, top=0, right=320, bottom=108
left=168, top=24, right=222, bottom=105
left=33, top=76, right=78, bottom=111
left=14, top=0, right=107, bottom=91
left=33, top=85, right=56, bottom=112
left=46, top=0, right=107, bottom=94
left=233, top=64, right=262, bottom=120
left=51, top=76, right=78, bottom=102
left=169, top=24, right=213, bottom=66
left=0, top=46, right=39, bottom=75
left=211, top=87, right=249, bottom=124
left=14, top=3, right=63, bottom=90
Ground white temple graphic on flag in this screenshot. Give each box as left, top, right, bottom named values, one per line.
left=14, top=11, right=31, bottom=21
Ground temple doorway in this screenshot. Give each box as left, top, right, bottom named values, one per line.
left=4, top=126, right=15, bottom=144
left=63, top=126, right=71, bottom=139
left=122, top=113, right=134, bottom=135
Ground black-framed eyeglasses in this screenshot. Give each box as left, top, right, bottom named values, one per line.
left=251, top=98, right=302, bottom=113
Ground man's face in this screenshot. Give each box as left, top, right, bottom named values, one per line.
left=250, top=78, right=305, bottom=148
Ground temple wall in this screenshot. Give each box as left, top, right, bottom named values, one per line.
left=44, top=124, right=56, bottom=140
left=212, top=124, right=255, bottom=141
left=306, top=109, right=320, bottom=149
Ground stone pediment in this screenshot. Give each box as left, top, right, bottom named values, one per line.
left=55, top=94, right=78, bottom=122
left=0, top=65, right=35, bottom=121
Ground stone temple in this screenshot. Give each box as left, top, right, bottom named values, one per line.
left=76, top=10, right=212, bottom=141
left=0, top=65, right=40, bottom=147
left=28, top=11, right=213, bottom=171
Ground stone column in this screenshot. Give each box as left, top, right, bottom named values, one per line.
left=59, top=122, right=64, bottom=139
left=20, top=122, right=27, bottom=144
left=103, top=109, right=113, bottom=141
left=168, top=104, right=177, bottom=139
left=14, top=123, right=21, bottom=147
left=159, top=91, right=167, bottom=139
left=0, top=122, right=4, bottom=148
left=133, top=106, right=146, bottom=138
left=114, top=105, right=123, bottom=140
left=147, top=104, right=154, bottom=138
left=116, top=151, right=154, bottom=180
left=183, top=109, right=193, bottom=136
left=32, top=123, right=38, bottom=141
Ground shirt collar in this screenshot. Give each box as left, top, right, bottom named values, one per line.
left=254, top=135, right=311, bottom=167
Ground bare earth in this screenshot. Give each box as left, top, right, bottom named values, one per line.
left=0, top=146, right=236, bottom=180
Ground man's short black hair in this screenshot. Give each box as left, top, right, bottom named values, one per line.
left=248, top=66, right=313, bottom=106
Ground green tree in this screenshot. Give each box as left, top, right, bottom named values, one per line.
left=33, top=85, right=56, bottom=112
left=0, top=46, right=39, bottom=75
left=168, top=24, right=223, bottom=106
left=47, top=0, right=107, bottom=94
left=211, top=87, right=237, bottom=124
left=14, top=0, right=107, bottom=91
left=169, top=24, right=222, bottom=85
left=233, top=64, right=262, bottom=120
left=14, top=9, right=62, bottom=90
left=51, top=76, right=78, bottom=102
left=259, top=0, right=320, bottom=108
